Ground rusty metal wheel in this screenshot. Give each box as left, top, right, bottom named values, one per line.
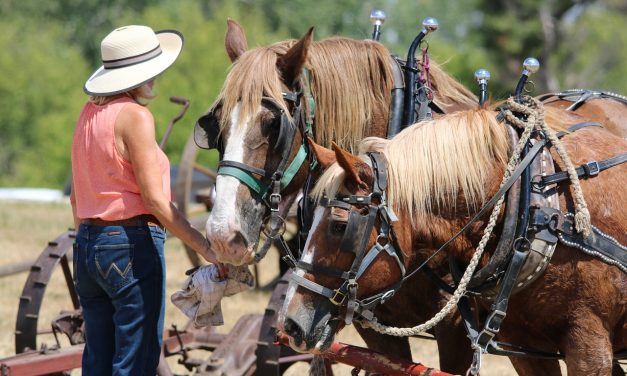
left=14, top=230, right=82, bottom=354
left=174, top=128, right=217, bottom=267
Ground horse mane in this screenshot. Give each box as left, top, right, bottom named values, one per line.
left=214, top=37, right=394, bottom=153
left=214, top=35, right=479, bottom=153
left=312, top=109, right=510, bottom=219
left=428, top=61, right=478, bottom=111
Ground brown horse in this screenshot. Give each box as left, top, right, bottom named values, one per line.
left=540, top=92, right=627, bottom=138
left=197, top=19, right=477, bottom=374
left=280, top=105, right=626, bottom=375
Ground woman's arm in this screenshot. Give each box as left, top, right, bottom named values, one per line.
left=70, top=180, right=79, bottom=230
left=116, top=103, right=218, bottom=263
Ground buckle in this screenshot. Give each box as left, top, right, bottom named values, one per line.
left=330, top=289, right=346, bottom=305
left=380, top=290, right=395, bottom=303
left=583, top=160, right=600, bottom=176
left=269, top=193, right=282, bottom=209
left=484, top=309, right=506, bottom=333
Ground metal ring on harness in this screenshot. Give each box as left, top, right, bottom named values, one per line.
left=261, top=214, right=287, bottom=239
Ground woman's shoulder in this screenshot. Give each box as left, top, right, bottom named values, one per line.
left=118, top=101, right=154, bottom=125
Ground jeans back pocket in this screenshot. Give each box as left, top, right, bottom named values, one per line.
left=94, top=243, right=135, bottom=292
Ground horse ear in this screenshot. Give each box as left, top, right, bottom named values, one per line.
left=332, top=142, right=370, bottom=188
left=277, top=27, right=314, bottom=86
left=307, top=137, right=335, bottom=169
left=225, top=18, right=248, bottom=62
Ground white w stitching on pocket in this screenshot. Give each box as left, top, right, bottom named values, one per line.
left=94, top=244, right=134, bottom=280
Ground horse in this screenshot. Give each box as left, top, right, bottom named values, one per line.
left=539, top=91, right=627, bottom=138
left=195, top=19, right=478, bottom=374
left=280, top=103, right=626, bottom=375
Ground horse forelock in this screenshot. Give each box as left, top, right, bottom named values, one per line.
left=215, top=45, right=291, bottom=133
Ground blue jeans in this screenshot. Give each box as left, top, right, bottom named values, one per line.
left=73, top=224, right=166, bottom=376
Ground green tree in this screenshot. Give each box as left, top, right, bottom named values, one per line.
left=0, top=17, right=89, bottom=187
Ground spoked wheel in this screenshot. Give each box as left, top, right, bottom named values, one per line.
left=15, top=230, right=83, bottom=354
left=174, top=129, right=217, bottom=267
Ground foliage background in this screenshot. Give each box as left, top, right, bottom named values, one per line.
left=1, top=0, right=625, bottom=188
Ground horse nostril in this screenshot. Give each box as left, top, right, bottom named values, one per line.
left=284, top=317, right=304, bottom=345
left=228, top=230, right=249, bottom=249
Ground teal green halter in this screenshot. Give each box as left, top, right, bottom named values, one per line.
left=212, top=72, right=316, bottom=263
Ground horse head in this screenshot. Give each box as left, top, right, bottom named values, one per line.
left=279, top=140, right=407, bottom=353
left=198, top=20, right=314, bottom=265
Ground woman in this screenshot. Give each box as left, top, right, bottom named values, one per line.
left=70, top=25, right=218, bottom=375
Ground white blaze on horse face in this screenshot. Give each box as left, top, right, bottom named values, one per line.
left=206, top=104, right=253, bottom=237
left=283, top=206, right=325, bottom=307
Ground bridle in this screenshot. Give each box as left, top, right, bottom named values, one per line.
left=291, top=152, right=408, bottom=325
left=195, top=74, right=316, bottom=263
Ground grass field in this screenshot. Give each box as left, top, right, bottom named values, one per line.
left=0, top=200, right=525, bottom=375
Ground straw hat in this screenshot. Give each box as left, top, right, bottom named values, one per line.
left=84, top=25, right=183, bottom=96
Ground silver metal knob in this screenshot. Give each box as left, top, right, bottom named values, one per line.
left=523, top=57, right=540, bottom=75
left=422, top=17, right=439, bottom=34
left=474, top=69, right=491, bottom=83
left=370, top=9, right=386, bottom=26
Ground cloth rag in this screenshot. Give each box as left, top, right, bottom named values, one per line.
left=171, top=263, right=254, bottom=327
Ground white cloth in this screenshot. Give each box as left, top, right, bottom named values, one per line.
left=170, top=263, right=254, bottom=327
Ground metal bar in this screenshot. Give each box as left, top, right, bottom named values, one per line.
left=0, top=344, right=83, bottom=376
left=0, top=260, right=36, bottom=278
left=60, top=255, right=80, bottom=309
left=194, top=163, right=218, bottom=179
left=277, top=335, right=456, bottom=376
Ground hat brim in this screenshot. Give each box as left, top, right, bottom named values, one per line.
left=84, top=30, right=183, bottom=96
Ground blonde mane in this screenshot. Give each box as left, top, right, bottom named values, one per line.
left=213, top=36, right=480, bottom=153
left=428, top=61, right=478, bottom=111
left=312, top=109, right=510, bottom=219
left=214, top=37, right=394, bottom=153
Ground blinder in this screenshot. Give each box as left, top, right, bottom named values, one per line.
left=194, top=109, right=222, bottom=152
left=261, top=97, right=295, bottom=153
left=292, top=153, right=408, bottom=325
left=339, top=204, right=375, bottom=254
left=194, top=96, right=294, bottom=154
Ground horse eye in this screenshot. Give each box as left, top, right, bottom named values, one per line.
left=332, top=221, right=347, bottom=234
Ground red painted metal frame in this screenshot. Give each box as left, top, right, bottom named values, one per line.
left=0, top=344, right=83, bottom=376
left=277, top=334, right=457, bottom=376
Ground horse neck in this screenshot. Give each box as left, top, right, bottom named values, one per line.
left=396, top=160, right=507, bottom=269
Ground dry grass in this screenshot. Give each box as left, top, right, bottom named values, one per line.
left=0, top=200, right=525, bottom=375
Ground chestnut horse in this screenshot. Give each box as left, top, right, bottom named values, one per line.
left=281, top=105, right=626, bottom=375
left=540, top=91, right=627, bottom=138
left=196, top=19, right=478, bottom=374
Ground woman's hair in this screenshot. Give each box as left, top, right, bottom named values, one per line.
left=89, top=82, right=156, bottom=106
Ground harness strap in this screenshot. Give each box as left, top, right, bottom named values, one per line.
left=355, top=242, right=406, bottom=280
left=218, top=166, right=268, bottom=197
left=219, top=160, right=272, bottom=178
left=557, top=213, right=627, bottom=273
left=474, top=246, right=529, bottom=352
left=555, top=121, right=602, bottom=139
left=280, top=144, right=308, bottom=189
left=291, top=273, right=337, bottom=299
left=541, top=152, right=627, bottom=186
left=296, top=261, right=351, bottom=280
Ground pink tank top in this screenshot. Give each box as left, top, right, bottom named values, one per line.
left=72, top=97, right=171, bottom=220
